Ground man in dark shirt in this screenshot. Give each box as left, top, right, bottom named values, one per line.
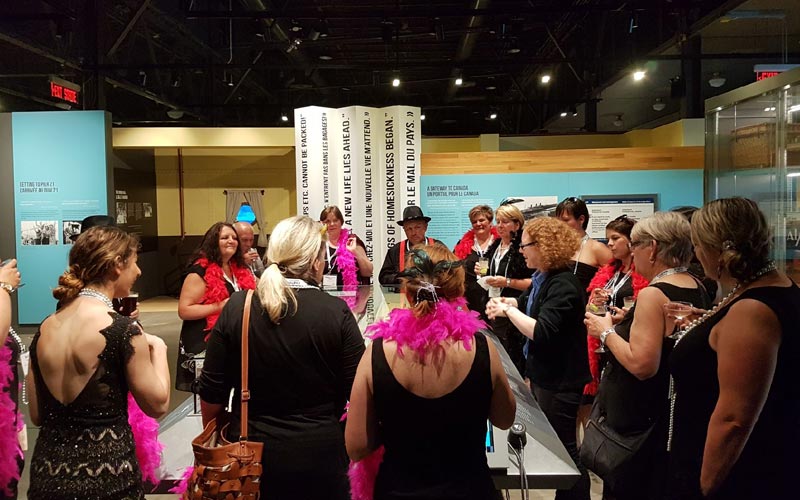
left=378, top=206, right=444, bottom=285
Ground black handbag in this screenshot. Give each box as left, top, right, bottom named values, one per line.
left=580, top=399, right=654, bottom=484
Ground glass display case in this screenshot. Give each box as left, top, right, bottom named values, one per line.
left=705, top=67, right=800, bottom=282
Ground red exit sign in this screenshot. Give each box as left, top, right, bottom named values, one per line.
left=49, top=77, right=80, bottom=105
left=756, top=71, right=781, bottom=81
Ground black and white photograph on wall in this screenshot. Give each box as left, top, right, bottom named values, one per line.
left=62, top=220, right=81, bottom=244
left=21, top=220, right=58, bottom=245
left=503, top=196, right=559, bottom=220
left=116, top=201, right=127, bottom=224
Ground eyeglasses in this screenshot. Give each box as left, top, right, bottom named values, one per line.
left=563, top=196, right=580, bottom=203
left=629, top=239, right=649, bottom=249
left=519, top=240, right=537, bottom=249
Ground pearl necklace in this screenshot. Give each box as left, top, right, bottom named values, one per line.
left=667, top=260, right=777, bottom=452
left=7, top=326, right=28, bottom=405
left=78, top=288, right=114, bottom=309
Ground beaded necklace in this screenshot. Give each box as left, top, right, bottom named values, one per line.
left=666, top=261, right=777, bottom=451
left=7, top=327, right=27, bottom=404
left=78, top=287, right=114, bottom=310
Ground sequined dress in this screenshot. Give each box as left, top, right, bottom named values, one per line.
left=28, top=313, right=143, bottom=500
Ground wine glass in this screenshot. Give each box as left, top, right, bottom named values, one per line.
left=623, top=296, right=635, bottom=309
left=588, top=289, right=610, bottom=353
left=664, top=301, right=693, bottom=339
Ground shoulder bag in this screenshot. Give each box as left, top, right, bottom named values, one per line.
left=184, top=290, right=264, bottom=499
left=579, top=395, right=655, bottom=486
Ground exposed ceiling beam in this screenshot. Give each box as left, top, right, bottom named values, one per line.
left=106, top=0, right=153, bottom=59
left=0, top=32, right=81, bottom=70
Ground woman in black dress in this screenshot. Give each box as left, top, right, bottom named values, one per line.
left=347, top=244, right=516, bottom=500
left=555, top=197, right=613, bottom=290
left=197, top=216, right=366, bottom=500
left=583, top=212, right=710, bottom=500
left=668, top=198, right=799, bottom=499
left=486, top=216, right=591, bottom=500
left=454, top=204, right=498, bottom=316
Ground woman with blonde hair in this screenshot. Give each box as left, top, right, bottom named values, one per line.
left=27, top=226, right=170, bottom=500
left=668, top=198, right=799, bottom=499
left=347, top=244, right=516, bottom=500
left=197, top=216, right=365, bottom=500
left=486, top=216, right=591, bottom=500
left=482, top=203, right=531, bottom=373
left=583, top=211, right=709, bottom=499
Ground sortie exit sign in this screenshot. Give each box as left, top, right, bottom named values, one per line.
left=49, top=76, right=80, bottom=105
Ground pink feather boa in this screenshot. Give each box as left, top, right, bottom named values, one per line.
left=334, top=228, right=359, bottom=309
left=0, top=345, right=21, bottom=497
left=127, top=392, right=164, bottom=484
left=196, top=258, right=256, bottom=335
left=169, top=466, right=194, bottom=495
left=365, top=297, right=486, bottom=359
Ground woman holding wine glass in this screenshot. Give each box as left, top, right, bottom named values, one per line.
left=582, top=212, right=709, bottom=500
left=667, top=198, right=800, bottom=499
left=580, top=216, right=649, bottom=433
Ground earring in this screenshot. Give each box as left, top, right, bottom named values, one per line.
left=716, top=259, right=723, bottom=280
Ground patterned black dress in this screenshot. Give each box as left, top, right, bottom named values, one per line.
left=28, top=313, right=143, bottom=500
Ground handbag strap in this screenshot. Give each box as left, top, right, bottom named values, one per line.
left=240, top=289, right=254, bottom=441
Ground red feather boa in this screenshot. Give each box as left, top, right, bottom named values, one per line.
left=454, top=227, right=499, bottom=260
left=583, top=262, right=649, bottom=396
left=195, top=258, right=256, bottom=333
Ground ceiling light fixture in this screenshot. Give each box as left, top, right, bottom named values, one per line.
left=486, top=85, right=497, bottom=90
left=281, top=114, right=289, bottom=122
left=455, top=77, right=463, bottom=86
left=633, top=70, right=646, bottom=81
left=166, top=109, right=184, bottom=120
left=392, top=77, right=401, bottom=87
left=708, top=72, right=726, bottom=88
left=613, top=114, right=624, bottom=127
left=560, top=111, right=568, bottom=118
left=570, top=106, right=578, bottom=117
left=489, top=112, right=497, bottom=120
left=420, top=114, right=426, bottom=121
left=318, top=54, right=333, bottom=61
left=541, top=74, right=551, bottom=84
left=652, top=98, right=666, bottom=111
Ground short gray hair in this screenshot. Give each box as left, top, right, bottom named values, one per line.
left=631, top=211, right=693, bottom=268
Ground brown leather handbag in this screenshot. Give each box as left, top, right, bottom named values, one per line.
left=184, top=290, right=264, bottom=500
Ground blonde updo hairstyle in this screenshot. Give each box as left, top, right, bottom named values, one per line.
left=402, top=244, right=465, bottom=318
left=260, top=216, right=326, bottom=323
left=524, top=217, right=580, bottom=271
left=53, top=226, right=140, bottom=304
left=691, top=197, right=772, bottom=282
left=631, top=211, right=693, bottom=268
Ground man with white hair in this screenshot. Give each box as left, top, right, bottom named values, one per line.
left=233, top=221, right=265, bottom=278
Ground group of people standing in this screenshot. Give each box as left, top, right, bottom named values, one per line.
left=0, top=194, right=797, bottom=500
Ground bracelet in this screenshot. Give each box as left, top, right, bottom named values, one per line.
left=0, top=282, right=14, bottom=294
left=506, top=277, right=511, bottom=288
left=600, top=327, right=615, bottom=345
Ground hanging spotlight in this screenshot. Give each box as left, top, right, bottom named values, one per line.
left=633, top=70, right=646, bottom=81
left=560, top=111, right=568, bottom=118
left=392, top=77, right=401, bottom=87
left=455, top=77, right=463, bottom=86
left=569, top=106, right=578, bottom=117
left=613, top=114, right=624, bottom=127
left=223, top=70, right=235, bottom=87
left=489, top=112, right=497, bottom=120
left=540, top=74, right=551, bottom=84
left=138, top=71, right=147, bottom=87
left=420, top=114, right=426, bottom=121
left=652, top=98, right=666, bottom=111
left=281, top=113, right=289, bottom=122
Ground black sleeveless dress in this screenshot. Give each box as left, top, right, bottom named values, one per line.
left=29, top=313, right=144, bottom=500
left=595, top=282, right=709, bottom=499
left=571, top=261, right=598, bottom=291
left=668, top=284, right=800, bottom=499
left=372, top=334, right=496, bottom=500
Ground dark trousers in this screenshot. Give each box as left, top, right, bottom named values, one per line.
left=532, top=384, right=591, bottom=500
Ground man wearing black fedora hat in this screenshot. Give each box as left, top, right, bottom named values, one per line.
left=70, top=215, right=117, bottom=242
left=378, top=205, right=444, bottom=285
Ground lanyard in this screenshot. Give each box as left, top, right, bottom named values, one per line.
left=474, top=236, right=493, bottom=258
left=490, top=243, right=511, bottom=279
left=325, top=244, right=338, bottom=274
left=605, top=269, right=632, bottom=305
left=222, top=271, right=239, bottom=292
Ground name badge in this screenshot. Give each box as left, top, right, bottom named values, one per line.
left=19, top=351, right=30, bottom=378
left=323, top=274, right=338, bottom=290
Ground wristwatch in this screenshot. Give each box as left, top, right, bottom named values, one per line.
left=0, top=282, right=14, bottom=294
left=506, top=277, right=511, bottom=288
left=600, top=327, right=615, bottom=345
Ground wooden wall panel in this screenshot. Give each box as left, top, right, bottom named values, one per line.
left=421, top=146, right=703, bottom=175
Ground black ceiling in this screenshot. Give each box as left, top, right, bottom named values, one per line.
left=1, top=0, right=792, bottom=136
